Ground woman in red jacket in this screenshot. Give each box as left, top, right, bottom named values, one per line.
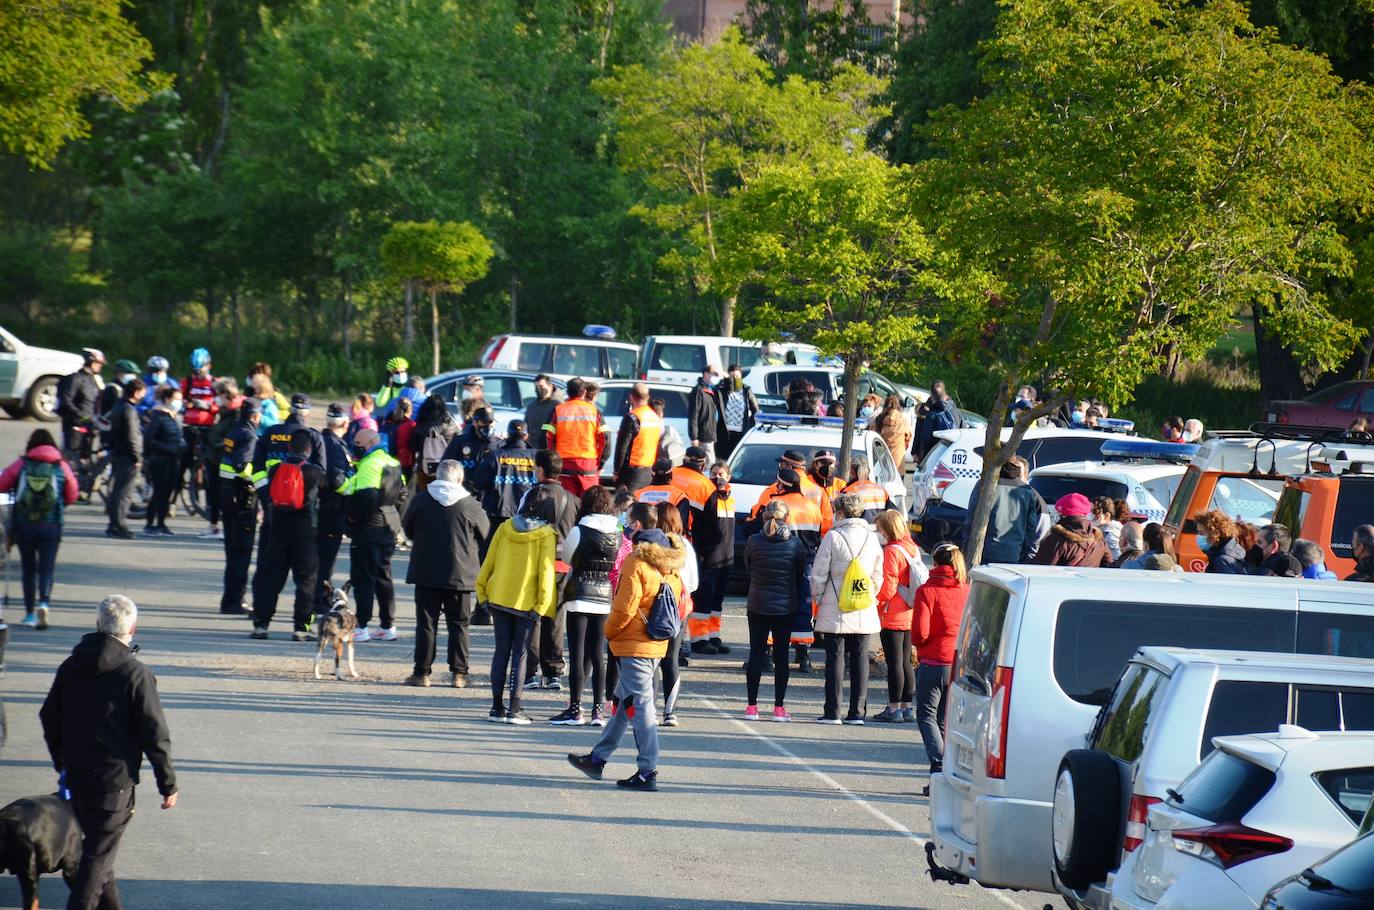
left=873, top=511, right=928, bottom=723
left=0, top=429, right=80, bottom=630
left=912, top=543, right=969, bottom=783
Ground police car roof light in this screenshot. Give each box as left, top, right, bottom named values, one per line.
left=582, top=324, right=617, bottom=340
left=1100, top=439, right=1199, bottom=464
left=1096, top=417, right=1136, bottom=434
left=756, top=414, right=865, bottom=430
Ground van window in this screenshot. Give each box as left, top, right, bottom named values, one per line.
left=650, top=343, right=706, bottom=372
left=1316, top=768, right=1374, bottom=826
left=1273, top=487, right=1311, bottom=540
left=597, top=387, right=630, bottom=418
left=654, top=391, right=690, bottom=419
left=1295, top=687, right=1341, bottom=731
left=1297, top=611, right=1374, bottom=659
left=1201, top=681, right=1289, bottom=758
left=1343, top=691, right=1374, bottom=730
left=1210, top=476, right=1285, bottom=527
left=1054, top=601, right=1295, bottom=706
left=552, top=344, right=602, bottom=377
left=721, top=344, right=764, bottom=369
left=608, top=348, right=637, bottom=379
left=1096, top=665, right=1169, bottom=763
left=1026, top=436, right=1109, bottom=469
left=766, top=370, right=836, bottom=400
left=1330, top=478, right=1374, bottom=558
left=516, top=342, right=549, bottom=372
left=1165, top=467, right=1201, bottom=529
left=954, top=582, right=1011, bottom=695
left=1029, top=475, right=1129, bottom=505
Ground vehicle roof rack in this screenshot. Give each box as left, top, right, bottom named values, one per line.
left=1247, top=422, right=1374, bottom=444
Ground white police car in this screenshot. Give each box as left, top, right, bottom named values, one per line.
left=1028, top=439, right=1195, bottom=523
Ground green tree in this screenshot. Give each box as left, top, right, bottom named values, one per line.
left=380, top=221, right=494, bottom=375
left=718, top=153, right=941, bottom=474
left=0, top=0, right=167, bottom=168
left=597, top=26, right=888, bottom=336
left=916, top=0, right=1374, bottom=563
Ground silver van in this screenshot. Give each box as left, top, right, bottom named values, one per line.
left=926, top=566, right=1374, bottom=895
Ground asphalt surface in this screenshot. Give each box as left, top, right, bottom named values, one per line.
left=0, top=415, right=1065, bottom=910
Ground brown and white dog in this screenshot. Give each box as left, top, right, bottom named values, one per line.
left=0, top=793, right=82, bottom=910
left=313, top=581, right=359, bottom=681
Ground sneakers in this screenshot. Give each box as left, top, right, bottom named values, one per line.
left=156, top=525, right=174, bottom=536
left=677, top=651, right=690, bottom=668
left=20, top=612, right=38, bottom=628
left=105, top=527, right=134, bottom=540
left=451, top=673, right=467, bottom=689
left=567, top=753, right=605, bottom=780
left=710, top=638, right=731, bottom=654
left=141, top=526, right=161, bottom=537
left=772, top=706, right=792, bottom=723
left=487, top=708, right=505, bottom=723
left=373, top=627, right=399, bottom=642
left=616, top=770, right=659, bottom=792
left=543, top=676, right=562, bottom=692
left=250, top=626, right=269, bottom=640
left=549, top=706, right=585, bottom=726
left=504, top=709, right=533, bottom=726
left=198, top=525, right=223, bottom=539
left=873, top=707, right=903, bottom=723
left=522, top=677, right=543, bottom=691
left=843, top=714, right=866, bottom=726
left=662, top=713, right=679, bottom=727
left=901, top=707, right=916, bottom=723
left=690, top=640, right=715, bottom=655
left=403, top=673, right=431, bottom=688
left=291, top=630, right=316, bottom=642
left=589, top=705, right=606, bottom=727
left=816, top=715, right=842, bottom=725
left=744, top=705, right=761, bottom=721
left=352, top=628, right=372, bottom=643
left=796, top=652, right=812, bottom=674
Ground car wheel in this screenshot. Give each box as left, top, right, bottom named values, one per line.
left=25, top=375, right=61, bottom=422
left=1052, top=749, right=1122, bottom=890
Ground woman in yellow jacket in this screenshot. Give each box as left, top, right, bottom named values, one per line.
left=476, top=490, right=558, bottom=725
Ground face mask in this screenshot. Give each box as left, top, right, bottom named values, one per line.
left=860, top=406, right=876, bottom=419
left=712, top=476, right=728, bottom=490
left=618, top=511, right=629, bottom=527
left=1246, top=544, right=1265, bottom=564
left=732, top=376, right=743, bottom=391
left=462, top=388, right=478, bottom=400
left=353, top=445, right=368, bottom=458
left=393, top=372, right=407, bottom=385
left=1196, top=534, right=1211, bottom=554
left=118, top=373, right=136, bottom=385
left=152, top=372, right=167, bottom=384
left=170, top=400, right=184, bottom=413
left=814, top=462, right=833, bottom=479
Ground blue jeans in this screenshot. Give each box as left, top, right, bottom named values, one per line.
left=15, top=520, right=61, bottom=611
left=593, top=656, right=660, bottom=774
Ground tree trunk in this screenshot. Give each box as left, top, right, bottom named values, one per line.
left=509, top=272, right=519, bottom=331
left=430, top=287, right=441, bottom=377
left=403, top=280, right=415, bottom=344
left=1252, top=301, right=1307, bottom=404
left=341, top=278, right=352, bottom=362
left=721, top=294, right=736, bottom=338
left=837, top=356, right=862, bottom=481
left=598, top=0, right=616, bottom=70
left=228, top=288, right=242, bottom=357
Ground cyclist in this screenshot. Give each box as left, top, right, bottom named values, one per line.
left=181, top=347, right=218, bottom=525
left=139, top=356, right=179, bottom=415
left=375, top=356, right=409, bottom=412
left=58, top=348, right=105, bottom=495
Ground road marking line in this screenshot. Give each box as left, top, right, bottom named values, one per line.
left=692, top=694, right=1027, bottom=910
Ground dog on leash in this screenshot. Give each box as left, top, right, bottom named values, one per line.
left=0, top=793, right=82, bottom=910
left=313, top=581, right=359, bottom=681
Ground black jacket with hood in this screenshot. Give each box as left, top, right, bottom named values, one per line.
left=1205, top=537, right=1249, bottom=575
left=744, top=524, right=808, bottom=617
left=39, top=632, right=177, bottom=797
left=402, top=479, right=491, bottom=590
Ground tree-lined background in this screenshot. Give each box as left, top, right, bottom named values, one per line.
left=2, top=0, right=1372, bottom=434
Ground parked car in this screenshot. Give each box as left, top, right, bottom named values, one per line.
left=1265, top=381, right=1374, bottom=429
left=0, top=326, right=83, bottom=422
left=1271, top=443, right=1374, bottom=580
left=910, top=426, right=1131, bottom=547
left=476, top=330, right=640, bottom=381
left=1109, top=728, right=1374, bottom=909
left=637, top=334, right=819, bottom=386
left=1262, top=830, right=1374, bottom=909
left=1051, top=647, right=1374, bottom=910
left=924, top=566, right=1374, bottom=895
left=422, top=369, right=564, bottom=429
left=1029, top=440, right=1194, bottom=524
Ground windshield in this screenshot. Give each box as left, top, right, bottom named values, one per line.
left=1030, top=475, right=1129, bottom=504
left=728, top=442, right=802, bottom=487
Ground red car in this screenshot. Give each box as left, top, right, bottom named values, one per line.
left=1266, top=380, right=1374, bottom=428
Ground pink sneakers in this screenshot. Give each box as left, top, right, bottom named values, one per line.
left=772, top=706, right=792, bottom=722
left=744, top=705, right=760, bottom=721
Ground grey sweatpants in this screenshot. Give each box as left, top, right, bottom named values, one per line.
left=592, top=655, right=660, bottom=774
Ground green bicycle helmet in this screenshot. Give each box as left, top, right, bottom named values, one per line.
left=114, top=358, right=139, bottom=375
left=385, top=356, right=409, bottom=372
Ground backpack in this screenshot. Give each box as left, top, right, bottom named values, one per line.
left=927, top=406, right=957, bottom=434
left=17, top=459, right=59, bottom=523
left=639, top=581, right=682, bottom=641
left=421, top=426, right=447, bottom=475
left=830, top=532, right=877, bottom=614
left=892, top=542, right=929, bottom=607
left=269, top=462, right=305, bottom=511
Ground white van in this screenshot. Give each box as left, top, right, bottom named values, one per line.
left=638, top=335, right=819, bottom=385
left=477, top=331, right=640, bottom=381
left=926, top=566, right=1374, bottom=895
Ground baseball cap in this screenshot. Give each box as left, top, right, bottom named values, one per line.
left=353, top=428, right=380, bottom=450
left=507, top=419, right=527, bottom=436
left=684, top=445, right=708, bottom=462
left=291, top=392, right=311, bottom=411
left=653, top=456, right=674, bottom=475
left=778, top=450, right=806, bottom=468
left=326, top=402, right=347, bottom=420
left=471, top=408, right=494, bottom=425
left=1055, top=493, right=1092, bottom=518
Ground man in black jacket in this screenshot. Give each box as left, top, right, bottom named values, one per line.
left=401, top=459, right=490, bottom=688
left=218, top=399, right=261, bottom=615
left=251, top=430, right=325, bottom=640
left=105, top=378, right=147, bottom=539
left=40, top=595, right=177, bottom=909
left=687, top=365, right=723, bottom=462
left=521, top=448, right=578, bottom=685
left=60, top=348, right=104, bottom=471
left=523, top=374, right=560, bottom=449
left=441, top=406, right=501, bottom=485
left=316, top=403, right=353, bottom=612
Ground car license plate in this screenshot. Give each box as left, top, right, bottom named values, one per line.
left=954, top=744, right=974, bottom=775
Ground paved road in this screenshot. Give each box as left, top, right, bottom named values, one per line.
left=0, top=415, right=1064, bottom=910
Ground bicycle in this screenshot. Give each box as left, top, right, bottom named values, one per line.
left=177, top=425, right=211, bottom=519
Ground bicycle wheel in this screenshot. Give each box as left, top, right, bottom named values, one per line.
left=180, top=464, right=207, bottom=518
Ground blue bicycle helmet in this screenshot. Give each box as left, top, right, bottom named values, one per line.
left=147, top=355, right=169, bottom=371
left=190, top=347, right=211, bottom=370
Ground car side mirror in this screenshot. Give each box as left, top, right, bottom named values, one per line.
left=902, top=396, right=916, bottom=409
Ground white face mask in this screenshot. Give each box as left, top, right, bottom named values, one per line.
left=393, top=372, right=408, bottom=385
left=118, top=373, right=137, bottom=385
left=152, top=372, right=167, bottom=384
left=462, top=387, right=480, bottom=400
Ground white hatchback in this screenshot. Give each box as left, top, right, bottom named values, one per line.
left=1110, top=728, right=1374, bottom=910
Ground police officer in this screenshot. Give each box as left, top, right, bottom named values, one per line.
left=250, top=393, right=324, bottom=560
left=470, top=419, right=538, bottom=536
left=441, top=406, right=500, bottom=489
left=339, top=428, right=405, bottom=641
left=251, top=430, right=325, bottom=640
left=218, top=400, right=261, bottom=615
left=316, top=402, right=353, bottom=610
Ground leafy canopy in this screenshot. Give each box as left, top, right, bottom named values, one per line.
left=380, top=221, right=494, bottom=293
left=0, top=0, right=168, bottom=168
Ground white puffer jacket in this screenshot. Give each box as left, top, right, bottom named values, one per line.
left=811, top=518, right=883, bottom=635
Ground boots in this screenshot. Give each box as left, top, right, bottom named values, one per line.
left=795, top=645, right=812, bottom=675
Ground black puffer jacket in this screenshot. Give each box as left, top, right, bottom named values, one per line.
left=142, top=409, right=186, bottom=460
left=1205, top=537, right=1248, bottom=575
left=745, top=525, right=808, bottom=617
left=106, top=399, right=143, bottom=460
left=39, top=632, right=177, bottom=797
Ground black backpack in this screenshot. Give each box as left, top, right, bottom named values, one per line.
left=638, top=582, right=681, bottom=641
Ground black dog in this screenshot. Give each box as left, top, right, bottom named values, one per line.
left=0, top=794, right=82, bottom=910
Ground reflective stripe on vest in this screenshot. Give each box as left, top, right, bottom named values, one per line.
left=627, top=405, right=663, bottom=468
left=846, top=480, right=888, bottom=510
left=553, top=400, right=602, bottom=460
left=637, top=484, right=686, bottom=506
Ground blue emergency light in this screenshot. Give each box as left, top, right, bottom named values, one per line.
left=582, top=324, right=617, bottom=340
left=756, top=414, right=866, bottom=430
left=1096, top=417, right=1135, bottom=434
left=1100, top=439, right=1198, bottom=463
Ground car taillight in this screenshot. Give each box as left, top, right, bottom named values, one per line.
left=1171, top=823, right=1292, bottom=869
left=985, top=666, right=1012, bottom=779
left=933, top=462, right=957, bottom=497
left=1124, top=795, right=1162, bottom=852
left=639, top=371, right=647, bottom=380
left=485, top=336, right=506, bottom=367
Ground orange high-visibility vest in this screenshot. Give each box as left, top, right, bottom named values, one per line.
left=797, top=474, right=835, bottom=534
left=637, top=484, right=687, bottom=508
left=749, top=485, right=828, bottom=540
left=845, top=479, right=890, bottom=519
left=812, top=474, right=845, bottom=502
left=551, top=399, right=604, bottom=461
left=670, top=466, right=715, bottom=512
left=626, top=404, right=663, bottom=469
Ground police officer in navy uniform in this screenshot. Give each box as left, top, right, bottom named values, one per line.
left=250, top=429, right=325, bottom=641
left=250, top=393, right=324, bottom=563
left=316, top=402, right=353, bottom=611
left=442, top=407, right=501, bottom=492
left=218, top=399, right=261, bottom=615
